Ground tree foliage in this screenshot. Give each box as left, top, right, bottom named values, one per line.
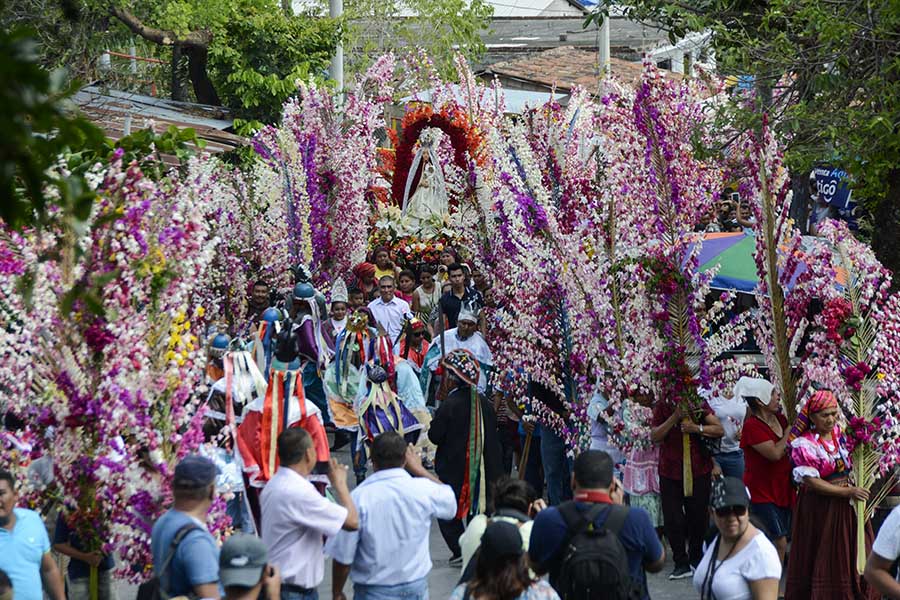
left=0, top=24, right=204, bottom=230
left=0, top=26, right=105, bottom=226
left=207, top=5, right=341, bottom=127
left=336, top=0, right=493, bottom=78
left=2, top=0, right=340, bottom=127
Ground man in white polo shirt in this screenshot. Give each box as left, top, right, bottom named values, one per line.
left=261, top=428, right=358, bottom=600
left=367, top=276, right=410, bottom=342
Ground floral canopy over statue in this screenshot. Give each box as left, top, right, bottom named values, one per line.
left=370, top=101, right=487, bottom=265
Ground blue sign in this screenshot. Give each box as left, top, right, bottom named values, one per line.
left=812, top=166, right=860, bottom=230
left=813, top=166, right=853, bottom=209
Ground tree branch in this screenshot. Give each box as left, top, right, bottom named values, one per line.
left=108, top=5, right=211, bottom=49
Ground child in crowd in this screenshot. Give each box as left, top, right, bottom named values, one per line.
left=623, top=394, right=663, bottom=539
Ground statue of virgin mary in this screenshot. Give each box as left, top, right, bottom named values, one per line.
left=401, top=128, right=449, bottom=233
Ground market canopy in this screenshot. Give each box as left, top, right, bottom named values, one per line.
left=692, top=232, right=847, bottom=293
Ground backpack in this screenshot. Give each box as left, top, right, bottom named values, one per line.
left=554, top=502, right=642, bottom=600
left=136, top=523, right=200, bottom=600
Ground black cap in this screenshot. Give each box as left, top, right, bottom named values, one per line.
left=710, top=476, right=750, bottom=510
left=219, top=533, right=268, bottom=588
left=173, top=455, right=217, bottom=488
left=480, top=521, right=523, bottom=560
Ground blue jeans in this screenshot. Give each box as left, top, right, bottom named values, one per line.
left=541, top=427, right=573, bottom=505
left=281, top=589, right=318, bottom=600
left=226, top=492, right=255, bottom=533
left=750, top=501, right=792, bottom=540
left=350, top=429, right=368, bottom=480
left=354, top=577, right=428, bottom=600
left=714, top=450, right=745, bottom=480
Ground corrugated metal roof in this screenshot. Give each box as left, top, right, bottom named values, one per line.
left=401, top=84, right=569, bottom=113
left=72, top=85, right=247, bottom=156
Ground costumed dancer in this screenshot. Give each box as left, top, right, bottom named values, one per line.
left=421, top=303, right=493, bottom=401
left=396, top=317, right=436, bottom=466
left=205, top=331, right=230, bottom=383
left=321, top=278, right=350, bottom=353
left=235, top=286, right=332, bottom=525
left=324, top=308, right=378, bottom=483
left=354, top=334, right=422, bottom=451
left=292, top=263, right=328, bottom=322
left=428, top=349, right=503, bottom=563
left=252, top=307, right=284, bottom=380
left=286, top=281, right=333, bottom=425
left=785, top=389, right=879, bottom=600
left=203, top=338, right=269, bottom=533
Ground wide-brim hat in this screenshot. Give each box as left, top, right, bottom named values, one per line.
left=442, top=349, right=479, bottom=387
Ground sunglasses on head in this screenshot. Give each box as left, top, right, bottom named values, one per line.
left=715, top=505, right=747, bottom=518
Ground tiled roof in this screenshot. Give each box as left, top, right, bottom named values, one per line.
left=483, top=45, right=680, bottom=92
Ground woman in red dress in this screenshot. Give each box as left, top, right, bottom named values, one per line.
left=740, top=381, right=794, bottom=565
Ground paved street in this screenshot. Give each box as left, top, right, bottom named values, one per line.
left=117, top=442, right=694, bottom=599
left=318, top=522, right=695, bottom=599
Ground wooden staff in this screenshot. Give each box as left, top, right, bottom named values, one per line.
left=437, top=298, right=446, bottom=360
left=518, top=428, right=533, bottom=481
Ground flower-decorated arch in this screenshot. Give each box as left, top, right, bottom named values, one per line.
left=389, top=103, right=486, bottom=207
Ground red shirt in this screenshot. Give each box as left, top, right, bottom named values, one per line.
left=741, top=414, right=795, bottom=508
left=399, top=339, right=429, bottom=369
left=652, top=401, right=714, bottom=480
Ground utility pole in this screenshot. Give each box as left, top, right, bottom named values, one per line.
left=599, top=14, right=610, bottom=78
left=329, top=0, right=344, bottom=92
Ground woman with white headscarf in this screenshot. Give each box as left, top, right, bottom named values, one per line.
left=738, top=377, right=794, bottom=565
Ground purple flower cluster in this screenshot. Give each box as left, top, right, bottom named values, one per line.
left=514, top=191, right=549, bottom=235
left=303, top=134, right=333, bottom=268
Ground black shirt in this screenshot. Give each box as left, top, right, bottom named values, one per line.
left=439, top=288, right=483, bottom=329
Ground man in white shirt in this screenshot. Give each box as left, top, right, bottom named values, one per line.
left=261, top=428, right=358, bottom=599
left=866, top=504, right=900, bottom=599
left=424, top=306, right=493, bottom=392
left=367, top=276, right=411, bottom=342
left=328, top=431, right=457, bottom=600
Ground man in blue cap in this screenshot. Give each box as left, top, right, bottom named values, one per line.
left=150, top=455, right=222, bottom=599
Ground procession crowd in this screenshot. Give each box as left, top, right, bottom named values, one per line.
left=1, top=245, right=900, bottom=600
